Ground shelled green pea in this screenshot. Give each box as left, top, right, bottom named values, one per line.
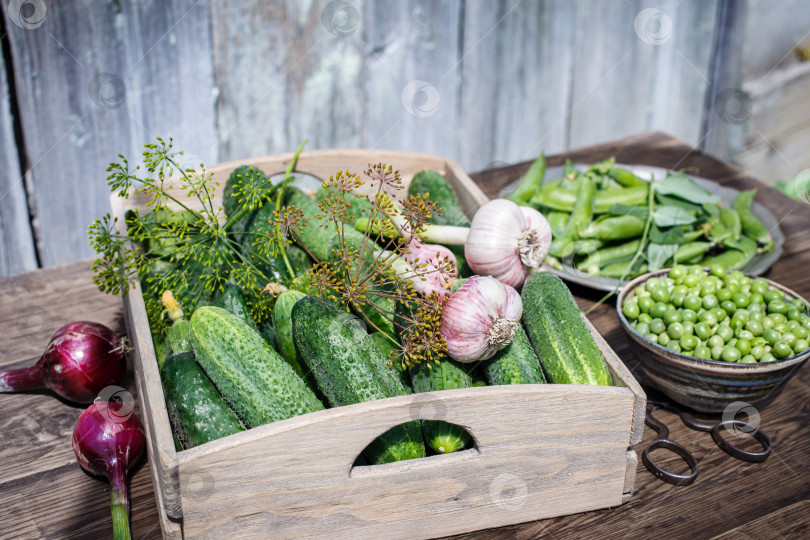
left=623, top=265, right=810, bottom=363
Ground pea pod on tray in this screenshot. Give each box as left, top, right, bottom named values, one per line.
left=580, top=215, right=646, bottom=240
left=733, top=190, right=775, bottom=251
left=502, top=160, right=783, bottom=287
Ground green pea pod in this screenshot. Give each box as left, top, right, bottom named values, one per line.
left=720, top=207, right=742, bottom=239
left=732, top=190, right=774, bottom=250
left=608, top=167, right=647, bottom=187
left=546, top=211, right=570, bottom=238
left=539, top=178, right=563, bottom=194
left=557, top=238, right=605, bottom=259
left=673, top=241, right=713, bottom=265
left=700, top=249, right=746, bottom=271
left=547, top=176, right=594, bottom=257
left=579, top=214, right=645, bottom=240
left=701, top=235, right=758, bottom=270
left=528, top=180, right=571, bottom=209
left=599, top=260, right=649, bottom=279
left=548, top=236, right=570, bottom=259
left=506, top=153, right=545, bottom=204
left=561, top=158, right=578, bottom=186
left=535, top=184, right=648, bottom=214
left=707, top=213, right=728, bottom=242
left=682, top=229, right=706, bottom=243
left=580, top=239, right=644, bottom=275
left=565, top=175, right=596, bottom=238
left=593, top=185, right=649, bottom=213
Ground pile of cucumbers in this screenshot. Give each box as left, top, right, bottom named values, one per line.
left=154, top=164, right=613, bottom=464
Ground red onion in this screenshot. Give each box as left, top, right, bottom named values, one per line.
left=0, top=321, right=127, bottom=403
left=73, top=401, right=146, bottom=540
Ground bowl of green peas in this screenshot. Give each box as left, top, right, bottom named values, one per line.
left=617, top=264, right=810, bottom=412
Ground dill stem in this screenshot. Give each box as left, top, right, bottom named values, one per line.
left=276, top=139, right=307, bottom=277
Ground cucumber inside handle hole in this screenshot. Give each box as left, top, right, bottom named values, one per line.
left=350, top=421, right=479, bottom=477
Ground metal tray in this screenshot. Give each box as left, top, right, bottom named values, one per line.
left=500, top=164, right=784, bottom=292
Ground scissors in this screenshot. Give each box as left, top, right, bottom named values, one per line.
left=642, top=399, right=772, bottom=486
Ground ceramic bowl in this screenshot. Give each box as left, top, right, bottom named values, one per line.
left=616, top=269, right=810, bottom=413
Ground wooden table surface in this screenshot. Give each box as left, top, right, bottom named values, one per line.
left=1, top=132, right=807, bottom=539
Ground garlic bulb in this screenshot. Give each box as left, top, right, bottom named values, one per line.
left=402, top=239, right=458, bottom=290
left=376, top=249, right=448, bottom=299
left=440, top=275, right=523, bottom=363
left=464, top=199, right=552, bottom=288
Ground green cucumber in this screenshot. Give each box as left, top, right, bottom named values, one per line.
left=315, top=186, right=373, bottom=226
left=223, top=165, right=269, bottom=244
left=160, top=295, right=244, bottom=448
left=172, top=430, right=184, bottom=452
left=408, top=170, right=470, bottom=227
left=410, top=360, right=475, bottom=454
left=482, top=326, right=546, bottom=385
left=292, top=297, right=424, bottom=463
left=238, top=198, right=313, bottom=277
left=370, top=332, right=411, bottom=393
left=238, top=201, right=293, bottom=282
left=521, top=272, right=612, bottom=385
left=153, top=335, right=167, bottom=371
left=284, top=186, right=366, bottom=262
left=258, top=320, right=276, bottom=351
left=191, top=306, right=324, bottom=427
left=407, top=170, right=472, bottom=276
left=286, top=244, right=313, bottom=275
left=325, top=232, right=395, bottom=335
left=272, top=290, right=310, bottom=381
left=162, top=353, right=246, bottom=448
left=223, top=165, right=268, bottom=218
left=213, top=283, right=258, bottom=332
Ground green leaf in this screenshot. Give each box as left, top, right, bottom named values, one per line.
left=649, top=223, right=685, bottom=244
left=655, top=192, right=704, bottom=212
left=647, top=243, right=679, bottom=272
left=652, top=206, right=697, bottom=227
left=656, top=174, right=720, bottom=204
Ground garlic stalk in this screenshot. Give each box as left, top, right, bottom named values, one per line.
left=440, top=275, right=523, bottom=363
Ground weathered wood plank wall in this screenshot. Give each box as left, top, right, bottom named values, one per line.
left=0, top=20, right=37, bottom=276
left=4, top=0, right=218, bottom=271
left=736, top=0, right=810, bottom=183
left=0, top=0, right=805, bottom=277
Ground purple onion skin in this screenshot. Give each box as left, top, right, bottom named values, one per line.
left=73, top=401, right=146, bottom=479
left=0, top=321, right=127, bottom=403
left=73, top=401, right=146, bottom=540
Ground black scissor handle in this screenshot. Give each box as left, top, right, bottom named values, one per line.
left=642, top=439, right=699, bottom=486
left=643, top=405, right=699, bottom=486
left=710, top=420, right=772, bottom=463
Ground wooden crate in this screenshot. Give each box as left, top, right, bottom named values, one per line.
left=113, top=149, right=646, bottom=540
